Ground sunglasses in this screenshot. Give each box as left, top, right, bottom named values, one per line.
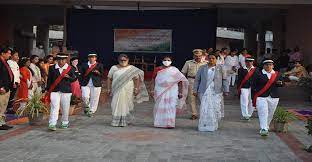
left=119, top=60, right=127, bottom=62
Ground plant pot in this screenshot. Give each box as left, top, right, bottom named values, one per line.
left=28, top=113, right=47, bottom=126
left=274, top=122, right=289, bottom=133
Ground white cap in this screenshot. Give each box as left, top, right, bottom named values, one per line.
left=56, top=53, right=68, bottom=59
left=263, top=59, right=274, bottom=64
left=88, top=53, right=97, bottom=57
left=245, top=57, right=255, bottom=62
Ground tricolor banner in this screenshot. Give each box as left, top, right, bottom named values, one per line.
left=114, top=29, right=172, bottom=53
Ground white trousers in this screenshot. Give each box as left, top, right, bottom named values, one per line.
left=256, top=96, right=279, bottom=130
left=81, top=86, right=102, bottom=113
left=289, top=76, right=300, bottom=82
left=227, top=74, right=236, bottom=86
left=240, top=88, right=254, bottom=118
left=49, top=92, right=72, bottom=125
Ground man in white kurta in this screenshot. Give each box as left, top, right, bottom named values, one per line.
left=7, top=51, right=20, bottom=113
left=224, top=49, right=239, bottom=87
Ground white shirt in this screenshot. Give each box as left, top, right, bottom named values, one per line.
left=224, top=55, right=239, bottom=67
left=262, top=69, right=275, bottom=79
left=7, top=60, right=20, bottom=84
left=87, top=61, right=97, bottom=87
left=55, top=63, right=69, bottom=74
left=238, top=54, right=246, bottom=68
left=217, top=54, right=225, bottom=65
left=243, top=65, right=255, bottom=72
left=225, top=55, right=239, bottom=75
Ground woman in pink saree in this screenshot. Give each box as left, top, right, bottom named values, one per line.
left=151, top=56, right=189, bottom=128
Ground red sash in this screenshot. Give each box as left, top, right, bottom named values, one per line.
left=252, top=72, right=279, bottom=107
left=237, top=67, right=256, bottom=95
left=42, top=66, right=72, bottom=104
left=0, top=57, right=13, bottom=82
left=84, top=63, right=98, bottom=77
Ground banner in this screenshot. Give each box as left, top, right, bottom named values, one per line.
left=114, top=29, right=172, bottom=53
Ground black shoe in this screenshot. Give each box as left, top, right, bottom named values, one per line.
left=0, top=125, right=13, bottom=130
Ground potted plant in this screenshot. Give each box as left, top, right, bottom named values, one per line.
left=16, top=92, right=49, bottom=125
left=298, top=77, right=312, bottom=102
left=305, top=118, right=312, bottom=152
left=273, top=106, right=297, bottom=133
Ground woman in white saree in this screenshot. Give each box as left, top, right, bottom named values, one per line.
left=151, top=56, right=189, bottom=128
left=193, top=53, right=229, bottom=132
left=107, top=54, right=149, bottom=127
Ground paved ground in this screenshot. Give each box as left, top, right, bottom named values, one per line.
left=0, top=91, right=307, bottom=162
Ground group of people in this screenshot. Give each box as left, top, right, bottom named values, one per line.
left=181, top=48, right=284, bottom=136
left=0, top=45, right=294, bottom=137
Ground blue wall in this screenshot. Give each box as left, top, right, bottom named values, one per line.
left=67, top=9, right=217, bottom=69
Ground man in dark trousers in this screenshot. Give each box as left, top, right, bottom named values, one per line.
left=46, top=53, right=77, bottom=131
left=80, top=53, right=104, bottom=117
left=0, top=47, right=14, bottom=130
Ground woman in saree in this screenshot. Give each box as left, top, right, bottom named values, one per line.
left=107, top=54, right=149, bottom=127
left=151, top=56, right=189, bottom=128
left=17, top=57, right=33, bottom=110
left=193, top=53, right=229, bottom=132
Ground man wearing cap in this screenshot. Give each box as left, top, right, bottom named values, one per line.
left=237, top=57, right=256, bottom=121
left=251, top=59, right=284, bottom=136
left=181, top=49, right=207, bottom=120
left=46, top=53, right=77, bottom=131
left=0, top=47, right=14, bottom=130
left=80, top=53, right=104, bottom=117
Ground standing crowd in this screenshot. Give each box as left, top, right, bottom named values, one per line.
left=0, top=45, right=310, bottom=137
